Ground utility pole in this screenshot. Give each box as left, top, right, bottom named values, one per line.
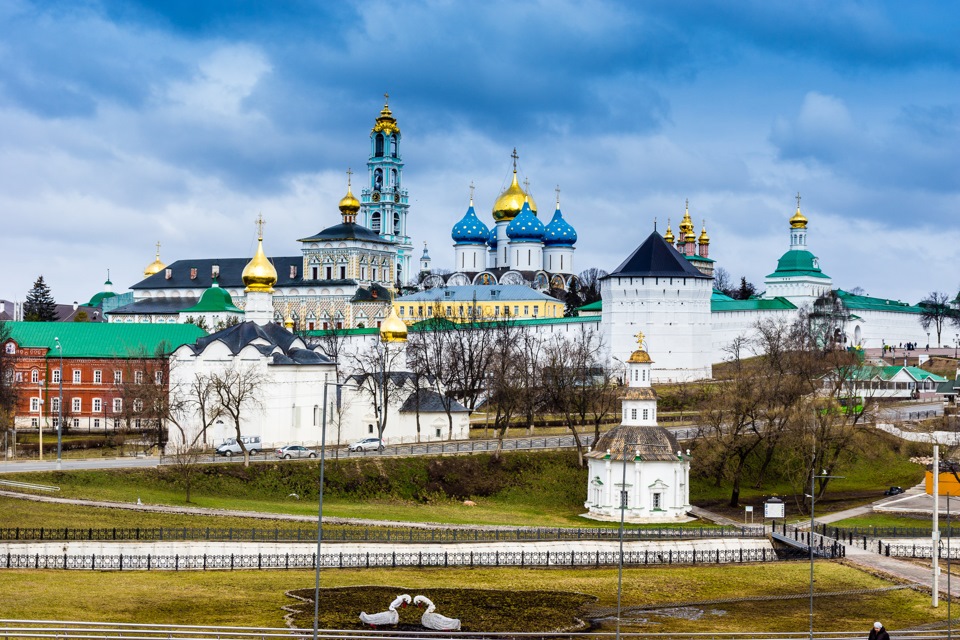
left=934, top=442, right=940, bottom=607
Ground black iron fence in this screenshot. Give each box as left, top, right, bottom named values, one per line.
left=1, top=546, right=808, bottom=571
left=812, top=521, right=959, bottom=541
left=0, top=524, right=765, bottom=543
left=882, top=543, right=960, bottom=559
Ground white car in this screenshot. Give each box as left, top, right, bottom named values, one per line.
left=348, top=437, right=384, bottom=452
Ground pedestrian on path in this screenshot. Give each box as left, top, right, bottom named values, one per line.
left=869, top=621, right=890, bottom=640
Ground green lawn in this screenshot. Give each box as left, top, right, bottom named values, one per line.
left=0, top=562, right=945, bottom=632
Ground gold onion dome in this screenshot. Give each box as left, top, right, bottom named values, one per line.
left=628, top=349, right=652, bottom=363
left=698, top=222, right=710, bottom=244
left=380, top=306, right=408, bottom=343
left=242, top=222, right=278, bottom=293
left=143, top=243, right=166, bottom=277
left=679, top=200, right=694, bottom=235
left=493, top=170, right=528, bottom=222
left=372, top=95, right=400, bottom=136
left=339, top=184, right=360, bottom=215
left=663, top=220, right=675, bottom=244
left=789, top=206, right=808, bottom=229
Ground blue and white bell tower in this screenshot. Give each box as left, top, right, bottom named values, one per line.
left=359, top=94, right=413, bottom=285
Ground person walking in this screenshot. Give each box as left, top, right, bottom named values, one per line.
left=869, top=621, right=890, bottom=640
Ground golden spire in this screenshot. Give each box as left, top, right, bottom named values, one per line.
left=663, top=217, right=675, bottom=244
left=789, top=191, right=808, bottom=229
left=372, top=92, right=400, bottom=135
left=338, top=168, right=360, bottom=222
left=242, top=214, right=278, bottom=292
left=380, top=304, right=408, bottom=343
left=628, top=330, right=652, bottom=363
left=283, top=304, right=294, bottom=330
left=698, top=219, right=710, bottom=244
left=678, top=198, right=695, bottom=240
left=143, top=241, right=166, bottom=277
left=492, top=149, right=528, bottom=221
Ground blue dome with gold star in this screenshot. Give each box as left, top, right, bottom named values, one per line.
left=451, top=200, right=490, bottom=245
left=488, top=226, right=498, bottom=249
left=506, top=201, right=545, bottom=243
left=544, top=205, right=577, bottom=246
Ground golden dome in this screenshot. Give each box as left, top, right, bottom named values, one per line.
left=789, top=206, right=808, bottom=229
left=339, top=185, right=360, bottom=215
left=143, top=242, right=166, bottom=277
left=372, top=95, right=400, bottom=136
left=663, top=220, right=675, bottom=244
left=627, top=349, right=652, bottom=363
left=380, top=306, right=408, bottom=343
left=679, top=200, right=694, bottom=237
left=493, top=170, right=527, bottom=222
left=242, top=223, right=278, bottom=293
left=698, top=222, right=710, bottom=244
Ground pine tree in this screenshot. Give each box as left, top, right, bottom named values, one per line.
left=24, top=275, right=58, bottom=322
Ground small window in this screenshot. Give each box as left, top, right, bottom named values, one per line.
left=524, top=306, right=529, bottom=315
left=72, top=418, right=80, bottom=429
left=94, top=370, right=102, bottom=384
left=72, top=398, right=81, bottom=412
left=51, top=397, right=60, bottom=412
left=631, top=409, right=637, bottom=420
left=93, top=418, right=100, bottom=429
left=652, top=493, right=663, bottom=510
left=339, top=266, right=346, bottom=279
left=113, top=371, right=122, bottom=384
left=113, top=398, right=122, bottom=413
left=133, top=399, right=143, bottom=412
left=155, top=371, right=163, bottom=385
left=435, top=428, right=442, bottom=437
left=92, top=398, right=102, bottom=413
left=72, top=370, right=81, bottom=383
left=134, top=371, right=143, bottom=384
left=30, top=397, right=40, bottom=412
left=31, top=369, right=39, bottom=383
left=52, top=369, right=61, bottom=384
left=642, top=409, right=649, bottom=420
left=368, top=424, right=374, bottom=434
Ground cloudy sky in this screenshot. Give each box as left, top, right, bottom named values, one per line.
left=2, top=0, right=958, bottom=306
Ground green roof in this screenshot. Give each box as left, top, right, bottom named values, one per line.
left=578, top=300, right=602, bottom=312
left=86, top=291, right=117, bottom=307
left=5, top=322, right=207, bottom=358
left=766, top=249, right=830, bottom=279
left=840, top=365, right=947, bottom=383
left=181, top=282, right=243, bottom=314
left=712, top=296, right=798, bottom=312
left=685, top=254, right=715, bottom=264
left=834, top=290, right=923, bottom=314
left=711, top=289, right=735, bottom=302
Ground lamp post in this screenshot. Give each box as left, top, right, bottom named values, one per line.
left=808, top=461, right=844, bottom=640
left=54, top=337, right=63, bottom=470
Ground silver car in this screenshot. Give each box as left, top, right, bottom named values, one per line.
left=275, top=445, right=317, bottom=459
left=348, top=437, right=384, bottom=452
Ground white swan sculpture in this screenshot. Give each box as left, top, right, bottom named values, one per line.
left=359, top=594, right=411, bottom=628
left=413, top=595, right=461, bottom=631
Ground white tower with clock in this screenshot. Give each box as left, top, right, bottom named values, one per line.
left=359, top=95, right=413, bottom=285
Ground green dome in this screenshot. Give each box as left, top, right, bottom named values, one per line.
left=182, top=279, right=243, bottom=314
left=766, top=250, right=830, bottom=279
left=86, top=290, right=117, bottom=307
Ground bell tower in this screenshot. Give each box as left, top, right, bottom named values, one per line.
left=359, top=94, right=412, bottom=286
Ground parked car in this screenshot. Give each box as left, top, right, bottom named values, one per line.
left=216, top=436, right=261, bottom=457
left=884, top=486, right=905, bottom=496
left=275, top=445, right=317, bottom=460
left=349, top=437, right=384, bottom=452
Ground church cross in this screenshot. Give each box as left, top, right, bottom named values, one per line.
left=796, top=192, right=802, bottom=209
left=523, top=177, right=530, bottom=192
left=511, top=148, right=518, bottom=171
left=685, top=198, right=689, bottom=211
left=255, top=213, right=265, bottom=240
left=634, top=330, right=645, bottom=348
left=383, top=92, right=389, bottom=105
left=346, top=167, right=353, bottom=187
left=555, top=184, right=561, bottom=206
left=154, top=241, right=161, bottom=258
left=469, top=180, right=475, bottom=202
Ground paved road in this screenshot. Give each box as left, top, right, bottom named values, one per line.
left=0, top=456, right=160, bottom=474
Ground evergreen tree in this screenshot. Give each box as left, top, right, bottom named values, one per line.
left=24, top=276, right=57, bottom=322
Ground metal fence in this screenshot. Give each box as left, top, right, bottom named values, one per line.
left=813, top=521, right=959, bottom=541
left=0, top=546, right=808, bottom=571
left=0, top=524, right=765, bottom=543
left=883, top=543, right=960, bottom=559
left=1, top=620, right=952, bottom=640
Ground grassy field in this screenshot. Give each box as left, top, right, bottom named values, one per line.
left=832, top=513, right=953, bottom=529
left=0, top=562, right=945, bottom=632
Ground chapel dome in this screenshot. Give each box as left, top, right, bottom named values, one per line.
left=242, top=237, right=278, bottom=292
left=143, top=246, right=166, bottom=277
left=380, top=306, right=408, bottom=343
left=493, top=170, right=528, bottom=222
left=543, top=204, right=577, bottom=246
left=451, top=198, right=490, bottom=244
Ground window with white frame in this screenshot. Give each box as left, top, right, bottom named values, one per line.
left=72, top=370, right=81, bottom=383
left=30, top=397, right=40, bottom=412
left=642, top=409, right=649, bottom=420
left=155, top=370, right=163, bottom=385
left=94, top=370, right=102, bottom=384
left=133, top=399, right=143, bottom=412
left=72, top=398, right=81, bottom=412
left=93, top=418, right=100, bottom=429
left=112, top=398, right=122, bottom=413
left=51, top=397, right=60, bottom=412
left=31, top=369, right=39, bottom=383
left=134, top=371, right=143, bottom=384
left=52, top=369, right=61, bottom=384
left=630, top=409, right=637, bottom=420
left=92, top=398, right=102, bottom=413
left=113, top=371, right=122, bottom=384
left=72, top=418, right=80, bottom=429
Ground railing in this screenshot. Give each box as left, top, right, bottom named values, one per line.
left=0, top=546, right=806, bottom=571
left=883, top=543, right=960, bottom=559
left=770, top=522, right=846, bottom=559
left=0, top=524, right=765, bottom=543
left=813, top=521, right=959, bottom=541
left=0, top=620, right=950, bottom=640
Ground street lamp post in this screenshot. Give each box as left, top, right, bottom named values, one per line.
left=54, top=337, right=63, bottom=470
left=809, top=461, right=844, bottom=640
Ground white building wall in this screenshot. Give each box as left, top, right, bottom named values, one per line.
left=584, top=457, right=690, bottom=521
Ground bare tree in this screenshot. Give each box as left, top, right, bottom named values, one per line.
left=0, top=321, right=18, bottom=457
left=920, top=291, right=954, bottom=347
left=408, top=306, right=461, bottom=439
left=577, top=268, right=607, bottom=305
left=209, top=364, right=267, bottom=467
left=168, top=444, right=203, bottom=503
left=346, top=339, right=407, bottom=441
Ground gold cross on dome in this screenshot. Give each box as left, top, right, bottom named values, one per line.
left=346, top=167, right=353, bottom=187
left=796, top=192, right=802, bottom=209
left=154, top=241, right=161, bottom=257
left=634, top=331, right=645, bottom=348
left=523, top=177, right=530, bottom=192
left=511, top=148, right=518, bottom=170
left=255, top=213, right=265, bottom=240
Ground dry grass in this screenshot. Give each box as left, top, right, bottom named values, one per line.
left=0, top=562, right=946, bottom=632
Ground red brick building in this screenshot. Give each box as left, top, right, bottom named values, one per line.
left=3, top=322, right=205, bottom=431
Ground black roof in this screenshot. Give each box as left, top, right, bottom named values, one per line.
left=131, top=257, right=302, bottom=290
left=299, top=222, right=393, bottom=244
left=184, top=321, right=333, bottom=363
left=111, top=297, right=198, bottom=314
left=351, top=283, right=394, bottom=303
left=606, top=231, right=710, bottom=279
left=399, top=389, right=469, bottom=414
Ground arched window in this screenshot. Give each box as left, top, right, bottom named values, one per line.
left=390, top=136, right=398, bottom=157
left=393, top=212, right=401, bottom=235
left=371, top=211, right=381, bottom=233
left=374, top=168, right=383, bottom=191
left=391, top=169, right=398, bottom=187
left=375, top=134, right=384, bottom=157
